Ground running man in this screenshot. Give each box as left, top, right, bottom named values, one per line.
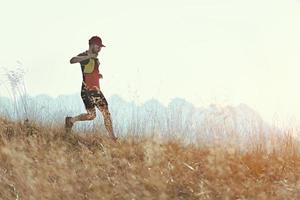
left=65, top=36, right=117, bottom=140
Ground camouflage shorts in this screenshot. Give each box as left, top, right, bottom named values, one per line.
left=81, top=89, right=108, bottom=110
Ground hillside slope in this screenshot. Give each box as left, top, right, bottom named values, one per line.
left=0, top=118, right=299, bottom=199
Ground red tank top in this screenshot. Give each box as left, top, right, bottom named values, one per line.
left=78, top=51, right=101, bottom=91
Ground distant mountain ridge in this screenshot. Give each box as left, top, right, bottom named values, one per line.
left=0, top=94, right=271, bottom=144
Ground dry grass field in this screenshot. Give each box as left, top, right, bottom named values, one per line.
left=0, top=117, right=300, bottom=199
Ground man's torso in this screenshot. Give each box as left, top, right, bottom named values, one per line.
left=78, top=51, right=101, bottom=91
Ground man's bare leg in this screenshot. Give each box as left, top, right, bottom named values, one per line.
left=65, top=108, right=96, bottom=132
left=97, top=105, right=117, bottom=140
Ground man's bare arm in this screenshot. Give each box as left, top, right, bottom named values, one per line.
left=69, top=53, right=97, bottom=64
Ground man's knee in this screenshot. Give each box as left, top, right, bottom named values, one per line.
left=85, top=109, right=96, bottom=120
left=88, top=113, right=96, bottom=120
left=87, top=114, right=96, bottom=120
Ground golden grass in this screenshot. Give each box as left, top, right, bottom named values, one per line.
left=0, top=117, right=300, bottom=200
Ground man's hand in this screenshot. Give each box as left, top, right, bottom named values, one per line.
left=99, top=73, right=103, bottom=79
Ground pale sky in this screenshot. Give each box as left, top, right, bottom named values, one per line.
left=1, top=0, right=300, bottom=125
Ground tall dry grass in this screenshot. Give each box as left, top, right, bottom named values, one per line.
left=0, top=117, right=300, bottom=200
left=0, top=64, right=29, bottom=121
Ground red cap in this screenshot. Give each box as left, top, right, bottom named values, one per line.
left=89, top=36, right=106, bottom=47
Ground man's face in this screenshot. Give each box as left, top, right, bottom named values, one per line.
left=91, top=44, right=102, bottom=54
